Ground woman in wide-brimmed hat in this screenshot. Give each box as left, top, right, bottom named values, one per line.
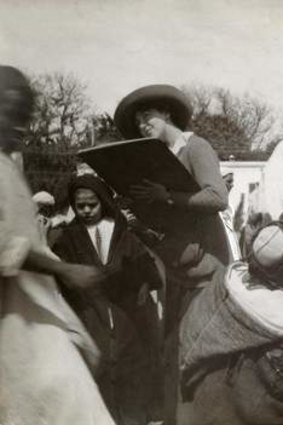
left=114, top=84, right=191, bottom=141
left=114, top=84, right=232, bottom=425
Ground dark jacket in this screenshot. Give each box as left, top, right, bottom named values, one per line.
left=156, top=134, right=231, bottom=425
left=154, top=135, right=230, bottom=277
left=53, top=214, right=163, bottom=424
left=54, top=215, right=161, bottom=309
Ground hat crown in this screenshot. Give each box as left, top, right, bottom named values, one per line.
left=114, top=84, right=192, bottom=139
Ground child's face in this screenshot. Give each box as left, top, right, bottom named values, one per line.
left=74, top=188, right=102, bottom=225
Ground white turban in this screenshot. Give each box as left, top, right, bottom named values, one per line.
left=32, top=191, right=55, bottom=206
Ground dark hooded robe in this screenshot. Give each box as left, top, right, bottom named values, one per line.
left=53, top=175, right=163, bottom=425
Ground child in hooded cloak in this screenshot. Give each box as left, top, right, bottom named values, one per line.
left=53, top=174, right=163, bottom=425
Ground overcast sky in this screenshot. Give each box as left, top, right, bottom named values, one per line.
left=1, top=0, right=283, bottom=115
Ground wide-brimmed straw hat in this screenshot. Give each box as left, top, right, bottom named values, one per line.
left=114, top=84, right=192, bottom=139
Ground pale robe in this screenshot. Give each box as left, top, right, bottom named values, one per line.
left=0, top=151, right=115, bottom=425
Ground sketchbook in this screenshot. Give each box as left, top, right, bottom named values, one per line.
left=79, top=138, right=198, bottom=194
left=79, top=138, right=199, bottom=227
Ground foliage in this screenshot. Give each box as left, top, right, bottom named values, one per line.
left=28, top=72, right=91, bottom=148
left=182, top=84, right=282, bottom=160
left=23, top=144, right=77, bottom=210
left=23, top=73, right=91, bottom=205
left=85, top=112, right=121, bottom=146
left=23, top=73, right=122, bottom=207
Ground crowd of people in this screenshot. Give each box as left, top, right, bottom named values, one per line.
left=1, top=65, right=283, bottom=425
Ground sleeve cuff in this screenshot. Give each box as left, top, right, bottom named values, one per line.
left=169, top=191, right=194, bottom=208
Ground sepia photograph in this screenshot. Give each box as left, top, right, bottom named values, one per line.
left=1, top=1, right=283, bottom=424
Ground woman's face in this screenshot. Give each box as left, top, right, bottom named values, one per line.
left=74, top=188, right=102, bottom=225
left=135, top=108, right=170, bottom=142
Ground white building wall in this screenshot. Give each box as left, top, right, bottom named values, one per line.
left=260, top=141, right=283, bottom=220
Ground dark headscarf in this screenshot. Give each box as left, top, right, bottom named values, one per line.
left=68, top=174, right=118, bottom=219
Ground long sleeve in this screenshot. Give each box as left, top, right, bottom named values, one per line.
left=0, top=155, right=31, bottom=277
left=52, top=231, right=74, bottom=264
left=169, top=136, right=228, bottom=213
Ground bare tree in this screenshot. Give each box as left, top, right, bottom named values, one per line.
left=29, top=72, right=92, bottom=149
left=182, top=83, right=282, bottom=159
left=23, top=73, right=95, bottom=201
left=215, top=88, right=275, bottom=149
left=23, top=72, right=121, bottom=200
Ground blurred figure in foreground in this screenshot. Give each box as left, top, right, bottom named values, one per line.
left=0, top=66, right=115, bottom=425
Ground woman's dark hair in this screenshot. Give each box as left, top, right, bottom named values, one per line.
left=136, top=100, right=178, bottom=127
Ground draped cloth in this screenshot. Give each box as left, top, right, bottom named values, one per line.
left=179, top=262, right=283, bottom=425
left=0, top=152, right=115, bottom=425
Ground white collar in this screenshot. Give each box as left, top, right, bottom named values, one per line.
left=170, top=131, right=194, bottom=155
left=86, top=218, right=115, bottom=264
left=87, top=218, right=114, bottom=230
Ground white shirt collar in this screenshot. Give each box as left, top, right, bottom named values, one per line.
left=170, top=131, right=194, bottom=155
left=87, top=218, right=115, bottom=264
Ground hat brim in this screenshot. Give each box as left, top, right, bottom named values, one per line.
left=114, top=84, right=192, bottom=139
